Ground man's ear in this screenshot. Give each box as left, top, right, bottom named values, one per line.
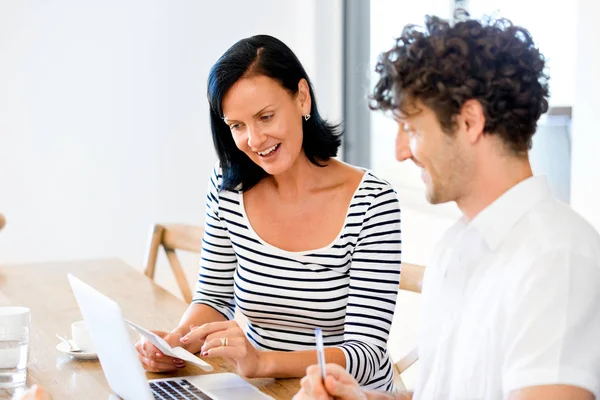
left=460, top=99, right=486, bottom=144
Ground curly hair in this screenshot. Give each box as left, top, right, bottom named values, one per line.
left=370, top=16, right=550, bottom=154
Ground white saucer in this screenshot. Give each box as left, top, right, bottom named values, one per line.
left=56, top=341, right=98, bottom=360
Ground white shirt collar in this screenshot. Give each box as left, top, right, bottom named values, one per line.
left=467, top=175, right=552, bottom=251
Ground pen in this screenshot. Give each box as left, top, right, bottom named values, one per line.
left=314, top=328, right=326, bottom=381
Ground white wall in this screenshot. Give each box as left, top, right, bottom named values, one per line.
left=0, top=1, right=342, bottom=268
left=571, top=0, right=600, bottom=232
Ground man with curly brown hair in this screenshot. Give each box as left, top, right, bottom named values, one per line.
left=294, top=16, right=600, bottom=400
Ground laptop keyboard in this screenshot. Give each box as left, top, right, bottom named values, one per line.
left=150, top=379, right=213, bottom=400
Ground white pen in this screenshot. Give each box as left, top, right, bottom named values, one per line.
left=314, top=328, right=326, bottom=381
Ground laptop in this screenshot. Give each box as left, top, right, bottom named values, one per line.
left=67, top=274, right=272, bottom=400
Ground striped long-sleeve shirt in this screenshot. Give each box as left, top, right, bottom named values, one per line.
left=193, top=166, right=402, bottom=392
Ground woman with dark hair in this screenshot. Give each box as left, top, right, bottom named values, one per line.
left=136, top=35, right=401, bottom=392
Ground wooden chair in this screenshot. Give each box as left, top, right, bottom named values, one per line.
left=393, top=262, right=426, bottom=391
left=0, top=213, right=5, bottom=231
left=144, top=224, right=204, bottom=304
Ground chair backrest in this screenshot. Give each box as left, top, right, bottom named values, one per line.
left=393, top=262, right=426, bottom=391
left=143, top=224, right=203, bottom=304
left=0, top=213, right=5, bottom=231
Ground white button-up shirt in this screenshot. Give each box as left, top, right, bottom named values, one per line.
left=414, top=176, right=600, bottom=399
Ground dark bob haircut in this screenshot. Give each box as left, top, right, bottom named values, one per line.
left=207, top=34, right=342, bottom=192
left=370, top=16, right=549, bottom=155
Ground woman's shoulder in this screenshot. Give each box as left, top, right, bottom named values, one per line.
left=356, top=171, right=399, bottom=208
left=207, top=162, right=223, bottom=193
left=207, top=162, right=242, bottom=197
left=206, top=163, right=244, bottom=214
left=336, top=161, right=396, bottom=194
left=360, top=170, right=395, bottom=190
left=326, top=161, right=399, bottom=215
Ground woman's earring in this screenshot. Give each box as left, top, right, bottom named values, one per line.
left=304, top=114, right=311, bottom=121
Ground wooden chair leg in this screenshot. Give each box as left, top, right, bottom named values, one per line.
left=144, top=225, right=164, bottom=279
left=165, top=249, right=193, bottom=304
left=394, top=372, right=407, bottom=393
left=395, top=348, right=418, bottom=373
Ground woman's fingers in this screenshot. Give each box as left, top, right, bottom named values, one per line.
left=138, top=353, right=183, bottom=372
left=180, top=321, right=238, bottom=344
left=136, top=334, right=185, bottom=371
left=200, top=337, right=245, bottom=357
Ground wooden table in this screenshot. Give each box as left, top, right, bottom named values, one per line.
left=0, top=259, right=300, bottom=400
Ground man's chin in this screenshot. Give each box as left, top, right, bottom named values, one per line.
left=425, top=195, right=441, bottom=205
left=425, top=187, right=450, bottom=205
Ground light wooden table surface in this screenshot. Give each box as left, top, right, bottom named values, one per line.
left=0, top=259, right=300, bottom=400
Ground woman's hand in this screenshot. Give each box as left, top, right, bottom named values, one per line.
left=135, top=330, right=186, bottom=372
left=293, top=364, right=367, bottom=400
left=180, top=320, right=263, bottom=378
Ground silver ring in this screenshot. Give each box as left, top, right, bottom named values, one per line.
left=220, top=337, right=228, bottom=347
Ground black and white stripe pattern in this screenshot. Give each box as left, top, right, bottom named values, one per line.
left=193, top=166, right=402, bottom=392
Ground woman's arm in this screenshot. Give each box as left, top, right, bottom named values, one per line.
left=338, top=183, right=402, bottom=387
left=181, top=319, right=347, bottom=378
left=170, top=303, right=228, bottom=353
left=255, top=347, right=346, bottom=378
left=137, top=167, right=237, bottom=369
left=188, top=167, right=238, bottom=321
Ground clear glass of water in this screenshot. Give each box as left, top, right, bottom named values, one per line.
left=0, top=327, right=29, bottom=388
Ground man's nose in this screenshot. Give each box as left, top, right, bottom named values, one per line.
left=396, top=125, right=412, bottom=162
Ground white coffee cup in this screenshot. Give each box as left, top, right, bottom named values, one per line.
left=71, top=320, right=95, bottom=353
left=0, top=307, right=30, bottom=330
